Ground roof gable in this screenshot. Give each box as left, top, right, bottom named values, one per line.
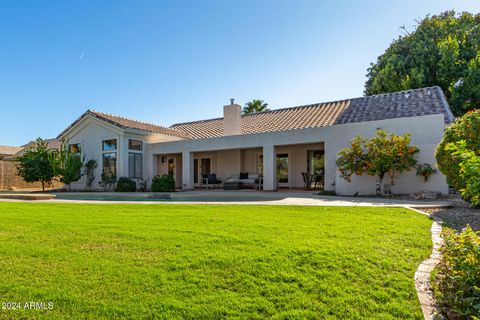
left=58, top=110, right=189, bottom=139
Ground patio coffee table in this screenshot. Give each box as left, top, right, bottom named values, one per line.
left=223, top=181, right=243, bottom=190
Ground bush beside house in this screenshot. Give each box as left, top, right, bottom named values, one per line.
left=151, top=174, right=175, bottom=192
left=436, top=110, right=480, bottom=207
left=115, top=177, right=136, bottom=192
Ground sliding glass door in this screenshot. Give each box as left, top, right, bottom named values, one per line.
left=276, top=153, right=289, bottom=188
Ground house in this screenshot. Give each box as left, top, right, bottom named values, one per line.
left=58, top=86, right=453, bottom=195
left=0, top=145, right=22, bottom=160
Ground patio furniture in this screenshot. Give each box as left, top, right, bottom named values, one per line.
left=224, top=181, right=243, bottom=190
left=204, top=173, right=222, bottom=189
left=301, top=172, right=312, bottom=189
left=301, top=171, right=324, bottom=190
left=254, top=176, right=263, bottom=190
left=225, top=173, right=259, bottom=188
left=311, top=172, right=324, bottom=190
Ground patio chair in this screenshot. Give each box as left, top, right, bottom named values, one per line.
left=312, top=171, right=324, bottom=190
left=205, top=173, right=222, bottom=189
left=301, top=172, right=311, bottom=189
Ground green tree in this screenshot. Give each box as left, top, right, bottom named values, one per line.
left=52, top=140, right=84, bottom=191
left=336, top=130, right=419, bottom=195
left=435, top=109, right=480, bottom=194
left=365, top=11, right=480, bottom=116
left=242, top=99, right=269, bottom=115
left=14, top=138, right=55, bottom=191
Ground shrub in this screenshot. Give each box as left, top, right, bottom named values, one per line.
left=436, top=109, right=480, bottom=191
left=83, top=159, right=98, bottom=188
left=99, top=173, right=117, bottom=192
left=151, top=174, right=175, bottom=192
left=137, top=179, right=148, bottom=192
left=115, top=177, right=136, bottom=192
left=432, top=226, right=480, bottom=319
left=446, top=140, right=480, bottom=207
left=415, top=163, right=437, bottom=182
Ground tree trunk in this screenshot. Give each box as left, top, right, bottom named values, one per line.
left=41, top=181, right=45, bottom=192
left=376, top=173, right=385, bottom=196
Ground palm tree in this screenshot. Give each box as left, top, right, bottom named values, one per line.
left=242, top=99, right=269, bottom=114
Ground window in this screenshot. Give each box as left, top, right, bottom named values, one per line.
left=128, top=139, right=142, bottom=151
left=128, top=153, right=142, bottom=179
left=103, top=152, right=117, bottom=175
left=276, top=153, right=289, bottom=183
left=102, top=139, right=117, bottom=151
left=307, top=150, right=324, bottom=176
left=69, top=143, right=81, bottom=155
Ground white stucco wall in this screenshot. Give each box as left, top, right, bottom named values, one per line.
left=147, top=114, right=448, bottom=195
left=62, top=116, right=183, bottom=190
left=62, top=117, right=123, bottom=190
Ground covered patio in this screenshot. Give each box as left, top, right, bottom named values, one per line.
left=154, top=142, right=325, bottom=191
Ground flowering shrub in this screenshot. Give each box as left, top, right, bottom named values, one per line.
left=336, top=130, right=419, bottom=195
left=432, top=226, right=480, bottom=319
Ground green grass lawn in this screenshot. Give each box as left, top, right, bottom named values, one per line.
left=0, top=203, right=432, bottom=319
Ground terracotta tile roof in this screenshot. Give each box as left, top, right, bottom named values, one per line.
left=58, top=110, right=190, bottom=139
left=0, top=145, right=22, bottom=155
left=13, top=139, right=62, bottom=158
left=171, top=86, right=454, bottom=139
left=171, top=100, right=351, bottom=139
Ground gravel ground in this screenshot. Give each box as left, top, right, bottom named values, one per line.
left=424, top=197, right=480, bottom=231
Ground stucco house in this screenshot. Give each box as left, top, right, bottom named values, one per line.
left=58, top=86, right=453, bottom=195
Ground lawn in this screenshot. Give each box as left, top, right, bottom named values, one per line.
left=0, top=203, right=432, bottom=319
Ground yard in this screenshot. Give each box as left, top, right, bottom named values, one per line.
left=0, top=203, right=432, bottom=319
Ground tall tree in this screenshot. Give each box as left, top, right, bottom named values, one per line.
left=52, top=140, right=84, bottom=191
left=15, top=138, right=55, bottom=191
left=365, top=11, right=480, bottom=116
left=242, top=99, right=269, bottom=114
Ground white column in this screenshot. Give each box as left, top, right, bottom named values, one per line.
left=143, top=143, right=155, bottom=186
left=324, top=141, right=336, bottom=192
left=262, top=144, right=276, bottom=191
left=182, top=151, right=194, bottom=190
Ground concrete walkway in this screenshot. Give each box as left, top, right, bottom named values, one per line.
left=0, top=191, right=452, bottom=208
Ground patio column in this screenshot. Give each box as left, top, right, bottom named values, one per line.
left=182, top=151, right=194, bottom=190
left=262, top=144, right=276, bottom=191
left=144, top=152, right=157, bottom=186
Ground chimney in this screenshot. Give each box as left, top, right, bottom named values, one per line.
left=223, top=98, right=241, bottom=136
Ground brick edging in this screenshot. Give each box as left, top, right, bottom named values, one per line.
left=406, top=206, right=443, bottom=320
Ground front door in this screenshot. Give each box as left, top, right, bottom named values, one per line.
left=276, top=153, right=289, bottom=188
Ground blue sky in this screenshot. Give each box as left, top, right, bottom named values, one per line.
left=1, top=0, right=479, bottom=146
